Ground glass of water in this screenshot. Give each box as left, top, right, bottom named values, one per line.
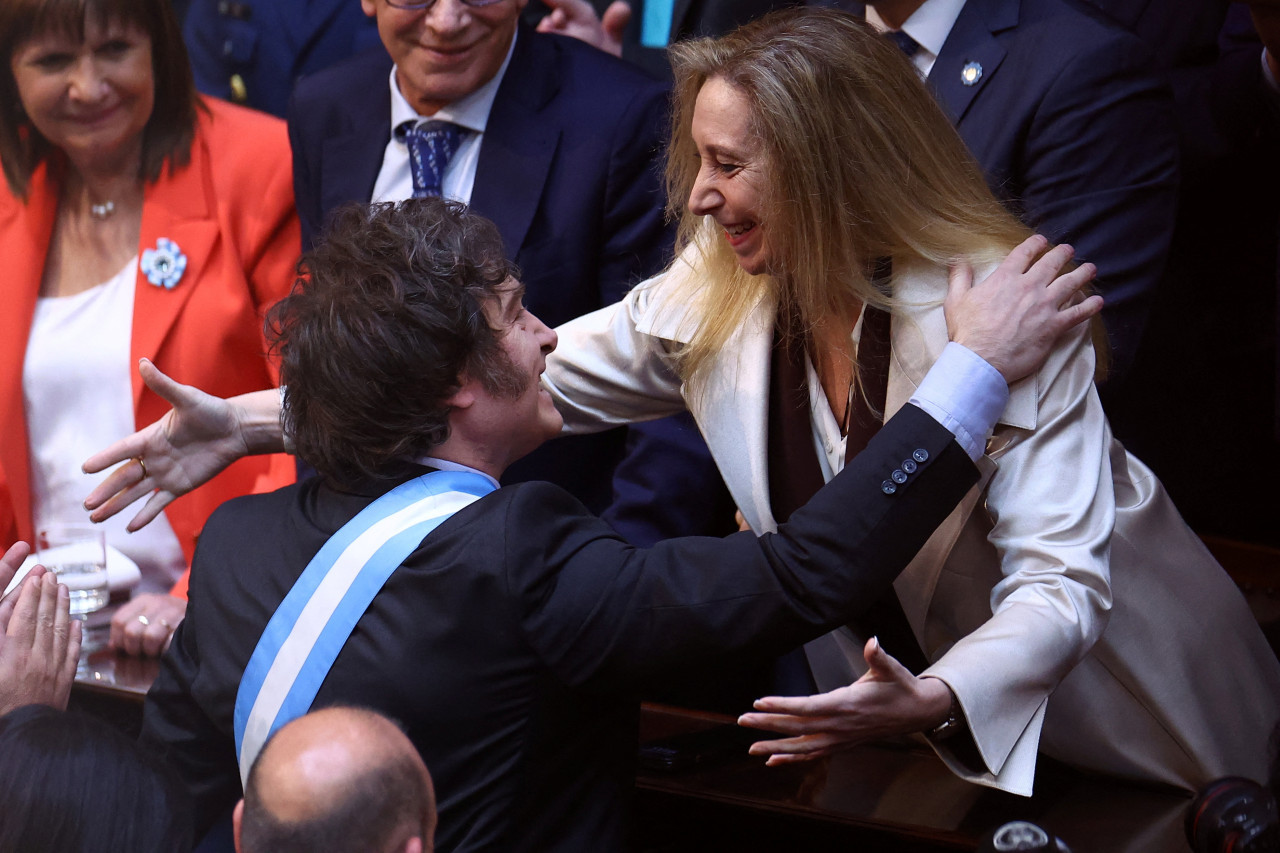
left=36, top=524, right=108, bottom=616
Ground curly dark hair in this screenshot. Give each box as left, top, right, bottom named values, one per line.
left=267, top=199, right=523, bottom=488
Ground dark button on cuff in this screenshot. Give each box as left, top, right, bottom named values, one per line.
left=901, top=459, right=918, bottom=474
left=891, top=469, right=908, bottom=484
left=881, top=480, right=897, bottom=495
left=912, top=448, right=929, bottom=463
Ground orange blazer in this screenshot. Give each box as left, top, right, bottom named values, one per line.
left=0, top=98, right=299, bottom=596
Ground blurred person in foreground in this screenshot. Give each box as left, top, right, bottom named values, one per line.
left=0, top=704, right=192, bottom=852
left=234, top=707, right=436, bottom=853
left=136, top=197, right=1089, bottom=849
left=0, top=0, right=297, bottom=657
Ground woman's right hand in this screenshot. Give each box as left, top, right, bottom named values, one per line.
left=81, top=359, right=258, bottom=531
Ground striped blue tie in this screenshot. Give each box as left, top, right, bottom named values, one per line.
left=399, top=120, right=464, bottom=198
left=885, top=29, right=920, bottom=58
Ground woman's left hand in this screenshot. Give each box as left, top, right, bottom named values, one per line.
left=737, top=637, right=952, bottom=765
left=109, top=593, right=186, bottom=657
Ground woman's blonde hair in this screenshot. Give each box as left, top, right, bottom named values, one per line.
left=665, top=8, right=1045, bottom=381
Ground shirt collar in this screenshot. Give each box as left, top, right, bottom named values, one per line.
left=866, top=0, right=966, bottom=60
left=388, top=27, right=518, bottom=135
left=416, top=456, right=501, bottom=491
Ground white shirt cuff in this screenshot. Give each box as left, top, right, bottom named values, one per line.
left=909, top=342, right=1008, bottom=462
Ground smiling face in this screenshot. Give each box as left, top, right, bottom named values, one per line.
left=361, top=0, right=526, bottom=116
left=687, top=76, right=771, bottom=275
left=9, top=15, right=153, bottom=175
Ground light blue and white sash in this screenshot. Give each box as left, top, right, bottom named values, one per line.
left=232, top=469, right=496, bottom=784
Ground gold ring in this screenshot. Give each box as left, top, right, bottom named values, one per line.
left=135, top=457, right=148, bottom=480
left=137, top=614, right=150, bottom=627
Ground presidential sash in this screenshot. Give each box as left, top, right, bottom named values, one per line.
left=233, top=469, right=496, bottom=783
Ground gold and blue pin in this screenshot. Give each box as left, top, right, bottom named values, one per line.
left=961, top=61, right=983, bottom=87
left=141, top=238, right=187, bottom=289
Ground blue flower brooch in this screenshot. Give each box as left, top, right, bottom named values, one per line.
left=140, top=238, right=187, bottom=290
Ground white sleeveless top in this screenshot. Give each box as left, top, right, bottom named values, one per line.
left=23, top=257, right=185, bottom=593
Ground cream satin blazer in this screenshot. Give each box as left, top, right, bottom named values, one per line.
left=546, top=249, right=1280, bottom=795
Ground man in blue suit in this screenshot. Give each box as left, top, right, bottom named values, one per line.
left=864, top=0, right=1178, bottom=383
left=287, top=0, right=732, bottom=545
left=182, top=0, right=383, bottom=118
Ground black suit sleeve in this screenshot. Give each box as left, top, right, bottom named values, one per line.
left=141, top=592, right=244, bottom=839
left=509, top=404, right=978, bottom=690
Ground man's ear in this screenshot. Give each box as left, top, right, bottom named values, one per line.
left=444, top=376, right=478, bottom=410
left=232, top=800, right=246, bottom=853
left=360, top=0, right=377, bottom=19
left=404, top=838, right=424, bottom=853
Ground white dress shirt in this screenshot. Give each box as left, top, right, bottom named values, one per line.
left=370, top=31, right=518, bottom=205
left=24, top=257, right=186, bottom=592
left=865, top=0, right=966, bottom=78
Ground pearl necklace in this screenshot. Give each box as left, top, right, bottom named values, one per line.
left=89, top=200, right=116, bottom=220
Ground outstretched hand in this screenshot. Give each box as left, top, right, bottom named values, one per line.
left=0, top=563, right=82, bottom=715
left=82, top=359, right=248, bottom=531
left=536, top=0, right=630, bottom=56
left=737, top=638, right=952, bottom=766
left=945, top=235, right=1102, bottom=385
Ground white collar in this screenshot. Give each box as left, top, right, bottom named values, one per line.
left=866, top=0, right=966, bottom=61
left=387, top=27, right=518, bottom=134
left=416, top=456, right=501, bottom=490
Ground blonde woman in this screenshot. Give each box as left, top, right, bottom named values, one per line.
left=543, top=9, right=1280, bottom=797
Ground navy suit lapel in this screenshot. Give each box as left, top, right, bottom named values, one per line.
left=928, top=0, right=1015, bottom=124
left=320, top=59, right=391, bottom=215
left=470, top=27, right=560, bottom=261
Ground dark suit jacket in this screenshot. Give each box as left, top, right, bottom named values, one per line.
left=141, top=404, right=976, bottom=851
left=183, top=0, right=382, bottom=118
left=287, top=26, right=729, bottom=539
left=1079, top=0, right=1280, bottom=543
left=917, top=0, right=1179, bottom=381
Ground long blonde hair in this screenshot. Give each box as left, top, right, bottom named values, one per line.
left=665, top=9, right=1045, bottom=382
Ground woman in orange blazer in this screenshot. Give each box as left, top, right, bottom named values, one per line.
left=0, top=0, right=296, bottom=655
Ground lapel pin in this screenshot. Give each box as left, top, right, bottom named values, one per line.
left=141, top=237, right=188, bottom=290
left=961, top=61, right=983, bottom=87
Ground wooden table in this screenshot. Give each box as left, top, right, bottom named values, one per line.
left=634, top=705, right=1192, bottom=852
left=69, top=607, right=157, bottom=738
left=71, top=629, right=1192, bottom=853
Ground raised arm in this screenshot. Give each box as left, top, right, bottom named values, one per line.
left=82, top=359, right=285, bottom=530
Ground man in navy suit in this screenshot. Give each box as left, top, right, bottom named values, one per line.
left=288, top=0, right=732, bottom=544
left=863, top=0, right=1178, bottom=383
left=1083, top=0, right=1280, bottom=544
